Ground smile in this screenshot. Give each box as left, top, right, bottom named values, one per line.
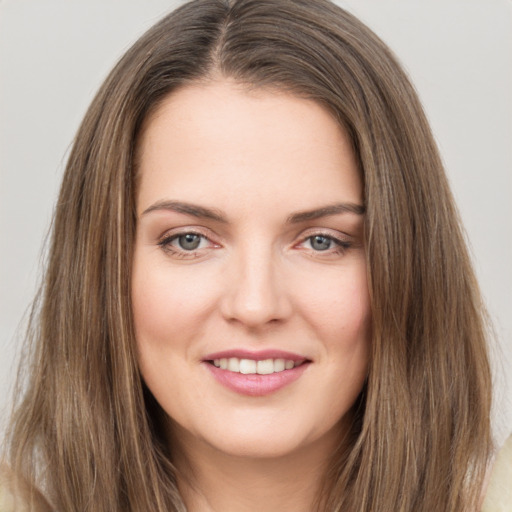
left=210, top=357, right=302, bottom=374
left=203, top=350, right=311, bottom=396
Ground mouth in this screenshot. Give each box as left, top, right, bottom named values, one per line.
left=207, top=357, right=306, bottom=375
left=202, top=350, right=311, bottom=396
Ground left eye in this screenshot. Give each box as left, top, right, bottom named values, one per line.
left=296, top=233, right=352, bottom=255
left=307, top=235, right=335, bottom=251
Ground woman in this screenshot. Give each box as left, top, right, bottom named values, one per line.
left=1, top=0, right=500, bottom=510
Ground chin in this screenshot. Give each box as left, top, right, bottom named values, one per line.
left=170, top=411, right=345, bottom=462
left=203, top=431, right=314, bottom=460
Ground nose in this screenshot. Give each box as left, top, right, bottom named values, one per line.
left=219, top=242, right=292, bottom=329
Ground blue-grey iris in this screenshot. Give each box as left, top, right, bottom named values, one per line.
left=179, top=233, right=201, bottom=250
left=310, top=235, right=331, bottom=251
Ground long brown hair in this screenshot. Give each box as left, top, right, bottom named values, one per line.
left=4, top=1, right=492, bottom=510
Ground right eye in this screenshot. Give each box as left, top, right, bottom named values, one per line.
left=157, top=231, right=215, bottom=258
left=172, top=233, right=206, bottom=251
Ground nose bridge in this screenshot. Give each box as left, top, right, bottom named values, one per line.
left=221, top=237, right=290, bottom=327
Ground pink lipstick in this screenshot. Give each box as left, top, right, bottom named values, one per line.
left=202, top=350, right=311, bottom=396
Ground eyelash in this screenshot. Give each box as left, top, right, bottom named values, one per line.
left=297, top=234, right=352, bottom=256
left=157, top=230, right=352, bottom=259
left=157, top=230, right=213, bottom=259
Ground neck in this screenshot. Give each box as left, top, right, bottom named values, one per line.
left=170, top=425, right=346, bottom=512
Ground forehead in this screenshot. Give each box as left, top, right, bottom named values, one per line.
left=135, top=80, right=362, bottom=216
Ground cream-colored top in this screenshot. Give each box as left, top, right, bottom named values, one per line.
left=482, top=434, right=512, bottom=512
left=2, top=435, right=511, bottom=511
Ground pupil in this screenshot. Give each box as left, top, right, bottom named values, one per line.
left=179, top=234, right=201, bottom=250
left=311, top=235, right=331, bottom=251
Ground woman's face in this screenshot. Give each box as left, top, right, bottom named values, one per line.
left=132, top=80, right=371, bottom=460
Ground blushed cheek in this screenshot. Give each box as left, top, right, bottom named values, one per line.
left=307, top=267, right=371, bottom=341
left=131, top=261, right=182, bottom=350
left=131, top=263, right=218, bottom=350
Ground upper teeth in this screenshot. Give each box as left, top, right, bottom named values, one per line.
left=212, top=358, right=299, bottom=375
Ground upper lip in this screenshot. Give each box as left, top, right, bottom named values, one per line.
left=203, top=349, right=310, bottom=362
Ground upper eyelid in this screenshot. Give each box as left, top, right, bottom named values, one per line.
left=162, top=232, right=210, bottom=243
left=295, top=227, right=352, bottom=242
left=158, top=226, right=217, bottom=242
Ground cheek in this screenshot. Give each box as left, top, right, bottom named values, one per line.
left=132, top=269, right=179, bottom=346
left=131, top=257, right=218, bottom=408
left=298, top=261, right=371, bottom=344
left=131, top=257, right=218, bottom=348
left=320, top=267, right=371, bottom=406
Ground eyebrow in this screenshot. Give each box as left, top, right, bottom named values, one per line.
left=142, top=200, right=228, bottom=222
left=286, top=202, right=365, bottom=223
left=141, top=199, right=365, bottom=223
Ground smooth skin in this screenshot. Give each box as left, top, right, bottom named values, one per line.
left=132, top=80, right=371, bottom=512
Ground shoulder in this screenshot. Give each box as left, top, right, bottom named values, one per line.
left=0, top=464, right=17, bottom=512
left=0, top=465, right=53, bottom=512
left=481, top=433, right=512, bottom=512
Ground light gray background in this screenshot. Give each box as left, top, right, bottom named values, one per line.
left=1, top=0, right=511, bottom=443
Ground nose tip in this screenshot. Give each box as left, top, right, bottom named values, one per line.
left=219, top=251, right=292, bottom=329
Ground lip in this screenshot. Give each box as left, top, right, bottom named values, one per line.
left=202, top=349, right=311, bottom=397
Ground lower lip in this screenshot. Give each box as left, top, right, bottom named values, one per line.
left=204, top=362, right=310, bottom=396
